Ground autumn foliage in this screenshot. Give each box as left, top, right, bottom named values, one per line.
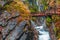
left=4, top=0, right=31, bottom=23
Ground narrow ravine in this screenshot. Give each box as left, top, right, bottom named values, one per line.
left=31, top=17, right=51, bottom=40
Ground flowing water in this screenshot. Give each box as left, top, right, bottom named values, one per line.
left=31, top=17, right=51, bottom=40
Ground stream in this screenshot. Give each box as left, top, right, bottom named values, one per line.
left=35, top=26, right=51, bottom=40
left=31, top=17, right=51, bottom=40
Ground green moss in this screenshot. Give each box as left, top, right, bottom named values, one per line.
left=46, top=17, right=52, bottom=23
left=0, top=4, right=2, bottom=8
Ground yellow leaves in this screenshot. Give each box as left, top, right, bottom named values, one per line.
left=13, top=0, right=20, bottom=2
left=16, top=1, right=30, bottom=14
left=44, top=6, right=48, bottom=10
left=14, top=1, right=31, bottom=21
left=4, top=1, right=31, bottom=23
left=21, top=13, right=30, bottom=17
left=15, top=1, right=30, bottom=14
left=5, top=1, right=30, bottom=14
left=52, top=15, right=60, bottom=22
left=56, top=0, right=60, bottom=5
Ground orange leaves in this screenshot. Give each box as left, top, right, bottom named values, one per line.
left=55, top=21, right=60, bottom=27
left=48, top=0, right=55, bottom=7
left=17, top=16, right=23, bottom=23
left=52, top=15, right=60, bottom=29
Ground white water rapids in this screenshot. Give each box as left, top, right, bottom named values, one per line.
left=31, top=17, right=51, bottom=40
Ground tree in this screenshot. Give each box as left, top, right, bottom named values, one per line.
left=41, top=0, right=48, bottom=11
left=52, top=15, right=60, bottom=39
left=3, top=0, right=31, bottom=23
left=25, top=0, right=39, bottom=12
left=46, top=16, right=52, bottom=27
